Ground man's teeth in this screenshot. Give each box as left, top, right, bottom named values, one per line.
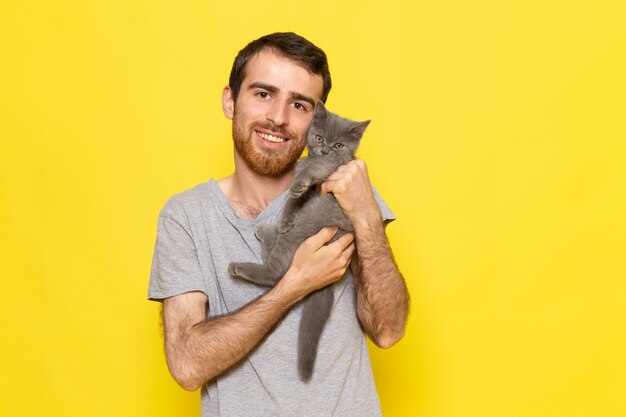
left=259, top=132, right=286, bottom=143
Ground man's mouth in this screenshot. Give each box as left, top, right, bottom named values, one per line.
left=257, top=130, right=288, bottom=143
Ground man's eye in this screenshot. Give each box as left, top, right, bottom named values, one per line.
left=257, top=92, right=270, bottom=99
left=293, top=102, right=306, bottom=111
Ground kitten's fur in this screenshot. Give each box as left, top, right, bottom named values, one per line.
left=228, top=101, right=370, bottom=382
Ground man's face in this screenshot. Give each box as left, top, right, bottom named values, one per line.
left=222, top=49, right=324, bottom=177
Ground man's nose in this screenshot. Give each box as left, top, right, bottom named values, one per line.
left=266, top=101, right=288, bottom=126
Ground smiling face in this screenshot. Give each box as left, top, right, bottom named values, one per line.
left=222, top=48, right=324, bottom=177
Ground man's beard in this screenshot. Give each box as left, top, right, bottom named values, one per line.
left=232, top=112, right=306, bottom=177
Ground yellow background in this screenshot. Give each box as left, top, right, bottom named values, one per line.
left=1, top=0, right=625, bottom=416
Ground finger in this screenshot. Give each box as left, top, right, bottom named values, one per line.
left=333, top=160, right=359, bottom=176
left=337, top=159, right=362, bottom=172
left=351, top=158, right=367, bottom=171
left=330, top=232, right=355, bottom=251
left=321, top=177, right=338, bottom=191
left=343, top=242, right=356, bottom=260
left=322, top=179, right=349, bottom=197
left=305, top=226, right=338, bottom=249
left=336, top=244, right=356, bottom=274
left=320, top=176, right=347, bottom=194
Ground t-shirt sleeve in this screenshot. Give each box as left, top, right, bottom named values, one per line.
left=148, top=198, right=208, bottom=301
left=371, top=184, right=396, bottom=226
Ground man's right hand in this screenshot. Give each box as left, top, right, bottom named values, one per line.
left=278, top=226, right=355, bottom=301
left=163, top=227, right=355, bottom=391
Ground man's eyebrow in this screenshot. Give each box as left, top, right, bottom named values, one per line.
left=248, top=82, right=316, bottom=108
left=290, top=92, right=316, bottom=108
left=248, top=82, right=279, bottom=94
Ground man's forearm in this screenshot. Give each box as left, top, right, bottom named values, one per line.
left=318, top=159, right=409, bottom=347
left=164, top=227, right=355, bottom=391
left=353, top=215, right=410, bottom=348
left=165, top=283, right=300, bottom=391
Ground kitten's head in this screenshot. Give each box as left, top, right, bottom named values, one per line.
left=306, top=101, right=370, bottom=157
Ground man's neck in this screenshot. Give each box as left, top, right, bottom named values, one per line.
left=217, top=165, right=294, bottom=220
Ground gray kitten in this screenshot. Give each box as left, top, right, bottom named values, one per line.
left=228, top=101, right=370, bottom=382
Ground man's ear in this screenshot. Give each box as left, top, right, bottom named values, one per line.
left=222, top=86, right=234, bottom=120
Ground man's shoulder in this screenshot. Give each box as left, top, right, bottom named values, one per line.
left=159, top=179, right=215, bottom=218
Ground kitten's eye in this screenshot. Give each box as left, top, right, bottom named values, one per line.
left=333, top=143, right=344, bottom=149
left=315, top=135, right=323, bottom=142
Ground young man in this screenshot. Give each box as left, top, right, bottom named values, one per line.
left=149, top=32, right=409, bottom=416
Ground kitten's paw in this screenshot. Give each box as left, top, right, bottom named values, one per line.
left=254, top=225, right=269, bottom=241
left=278, top=219, right=295, bottom=234
left=290, top=181, right=310, bottom=198
left=229, top=262, right=255, bottom=281
left=228, top=262, right=241, bottom=278
left=228, top=262, right=277, bottom=287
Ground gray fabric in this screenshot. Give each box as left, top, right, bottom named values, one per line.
left=149, top=178, right=395, bottom=417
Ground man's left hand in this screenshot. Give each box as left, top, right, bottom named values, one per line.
left=320, top=159, right=382, bottom=228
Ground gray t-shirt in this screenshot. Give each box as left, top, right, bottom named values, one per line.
left=149, top=179, right=395, bottom=417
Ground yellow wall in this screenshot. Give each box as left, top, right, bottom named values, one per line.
left=1, top=1, right=625, bottom=416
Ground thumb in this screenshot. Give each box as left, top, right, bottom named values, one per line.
left=320, top=182, right=332, bottom=196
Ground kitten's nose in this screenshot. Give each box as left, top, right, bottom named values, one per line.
left=321, top=147, right=330, bottom=155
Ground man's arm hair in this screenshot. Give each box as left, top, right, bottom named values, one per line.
left=161, top=228, right=355, bottom=390
left=162, top=287, right=298, bottom=391
left=319, top=159, right=410, bottom=348
left=353, top=216, right=410, bottom=348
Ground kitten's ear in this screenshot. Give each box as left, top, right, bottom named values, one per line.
left=351, top=120, right=371, bottom=137
left=314, top=101, right=328, bottom=120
